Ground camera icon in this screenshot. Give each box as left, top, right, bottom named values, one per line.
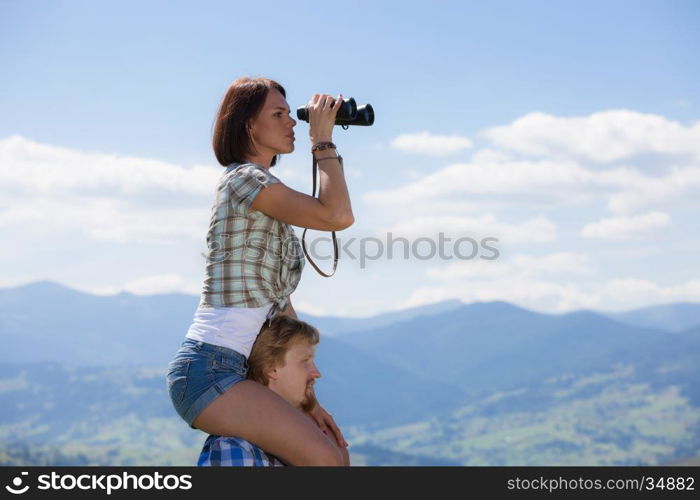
left=5, top=472, right=30, bottom=495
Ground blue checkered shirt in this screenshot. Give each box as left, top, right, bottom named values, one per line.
left=199, top=163, right=305, bottom=319
left=198, top=435, right=286, bottom=467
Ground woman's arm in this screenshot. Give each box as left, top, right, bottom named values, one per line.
left=250, top=93, right=354, bottom=231
left=250, top=155, right=353, bottom=231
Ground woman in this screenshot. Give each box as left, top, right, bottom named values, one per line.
left=166, top=76, right=354, bottom=466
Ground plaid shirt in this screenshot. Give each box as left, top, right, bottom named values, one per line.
left=200, top=163, right=305, bottom=318
left=198, top=435, right=285, bottom=467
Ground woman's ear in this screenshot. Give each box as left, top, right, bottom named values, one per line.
left=247, top=121, right=258, bottom=150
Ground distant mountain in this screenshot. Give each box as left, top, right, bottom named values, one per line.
left=0, top=281, right=200, bottom=367
left=314, top=336, right=466, bottom=426
left=3, top=282, right=699, bottom=402
left=603, top=302, right=700, bottom=333
left=298, top=299, right=464, bottom=336
left=0, top=282, right=461, bottom=365
left=338, top=302, right=700, bottom=402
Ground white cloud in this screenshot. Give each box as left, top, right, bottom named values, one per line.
left=580, top=212, right=671, bottom=240
left=511, top=252, right=594, bottom=275
left=77, top=274, right=201, bottom=296
left=0, top=196, right=208, bottom=243
left=364, top=157, right=596, bottom=206
left=122, top=274, right=201, bottom=295
left=0, top=135, right=220, bottom=196
left=0, top=135, right=223, bottom=243
left=400, top=255, right=700, bottom=313
left=365, top=145, right=700, bottom=217
left=381, top=215, right=557, bottom=244
left=402, top=253, right=600, bottom=312
left=425, top=252, right=593, bottom=281
left=293, top=300, right=327, bottom=317
left=401, top=278, right=597, bottom=312
left=390, top=131, right=473, bottom=156
left=482, top=110, right=700, bottom=163
left=601, top=278, right=700, bottom=308
left=605, top=166, right=700, bottom=213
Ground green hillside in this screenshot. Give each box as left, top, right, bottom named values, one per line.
left=349, top=366, right=700, bottom=466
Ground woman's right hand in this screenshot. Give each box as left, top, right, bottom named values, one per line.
left=307, top=93, right=342, bottom=146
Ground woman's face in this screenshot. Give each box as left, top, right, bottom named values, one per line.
left=248, top=88, right=297, bottom=159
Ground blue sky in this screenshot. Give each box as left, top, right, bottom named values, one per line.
left=1, top=0, right=699, bottom=316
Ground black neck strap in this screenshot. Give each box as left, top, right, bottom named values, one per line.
left=301, top=155, right=340, bottom=278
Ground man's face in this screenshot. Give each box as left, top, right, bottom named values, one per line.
left=268, top=339, right=321, bottom=409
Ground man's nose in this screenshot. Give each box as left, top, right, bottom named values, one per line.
left=310, top=362, right=321, bottom=378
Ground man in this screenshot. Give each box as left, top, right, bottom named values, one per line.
left=197, top=315, right=350, bottom=466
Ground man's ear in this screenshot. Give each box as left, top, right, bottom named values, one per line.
left=266, top=366, right=279, bottom=382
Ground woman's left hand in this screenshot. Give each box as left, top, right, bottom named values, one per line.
left=308, top=403, right=348, bottom=448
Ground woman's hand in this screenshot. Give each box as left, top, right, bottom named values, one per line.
left=307, top=93, right=343, bottom=145
left=307, top=401, right=348, bottom=448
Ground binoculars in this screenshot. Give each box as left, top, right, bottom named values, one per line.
left=296, top=97, right=374, bottom=127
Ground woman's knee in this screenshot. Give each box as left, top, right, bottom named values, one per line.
left=300, top=441, right=344, bottom=466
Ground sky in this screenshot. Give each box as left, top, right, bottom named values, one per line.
left=1, top=0, right=700, bottom=317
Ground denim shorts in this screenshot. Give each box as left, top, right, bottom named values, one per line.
left=166, top=338, right=249, bottom=428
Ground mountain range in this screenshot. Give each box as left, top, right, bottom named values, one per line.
left=1, top=281, right=699, bottom=465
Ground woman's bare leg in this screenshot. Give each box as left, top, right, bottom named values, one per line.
left=192, top=380, right=343, bottom=466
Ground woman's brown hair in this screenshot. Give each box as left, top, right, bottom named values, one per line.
left=212, top=76, right=286, bottom=167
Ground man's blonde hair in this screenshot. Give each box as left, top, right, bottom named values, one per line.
left=247, top=315, right=320, bottom=387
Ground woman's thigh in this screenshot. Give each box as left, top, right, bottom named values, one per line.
left=192, top=380, right=343, bottom=466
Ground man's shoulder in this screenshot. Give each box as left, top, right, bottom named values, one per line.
left=198, top=434, right=285, bottom=467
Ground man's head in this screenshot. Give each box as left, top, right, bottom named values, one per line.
left=248, top=315, right=321, bottom=412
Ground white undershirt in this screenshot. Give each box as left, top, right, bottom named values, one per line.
left=185, top=303, right=274, bottom=358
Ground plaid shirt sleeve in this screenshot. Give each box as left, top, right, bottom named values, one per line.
left=228, top=164, right=281, bottom=215
left=198, top=435, right=286, bottom=467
